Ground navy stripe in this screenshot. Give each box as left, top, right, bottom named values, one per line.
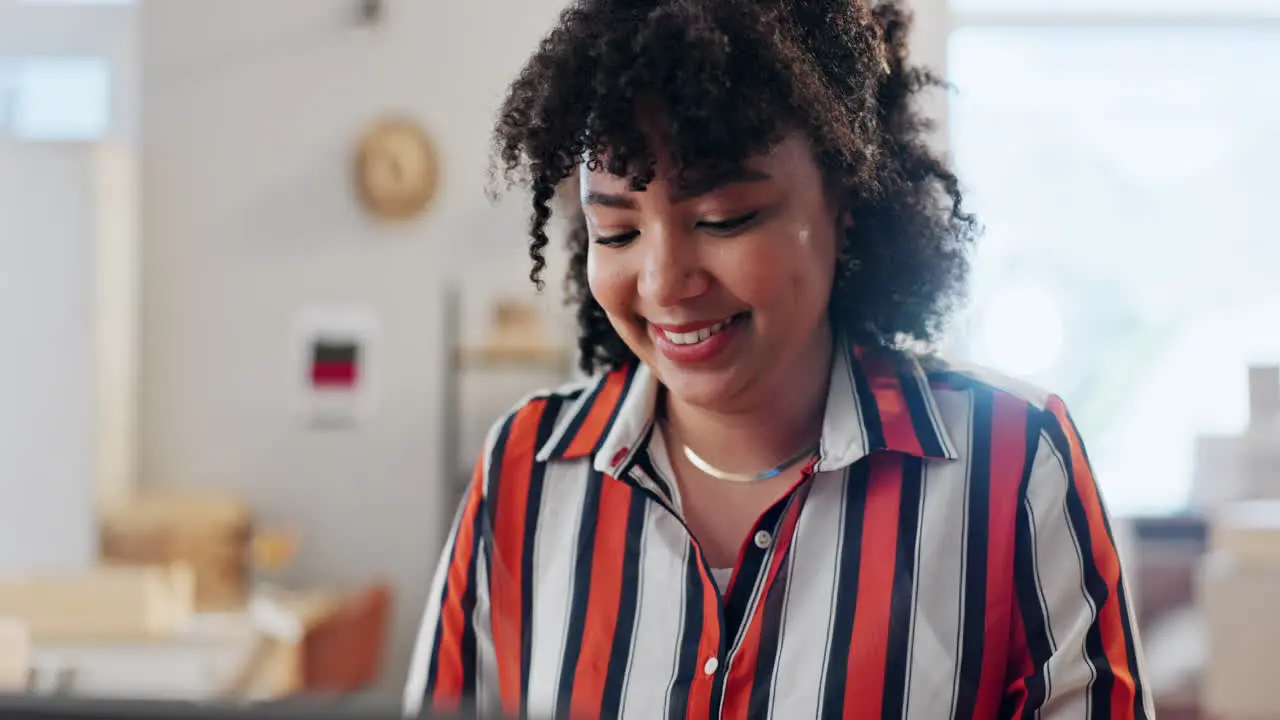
left=426, top=409, right=517, bottom=704
left=630, top=447, right=675, bottom=507
left=849, top=352, right=888, bottom=453
left=882, top=455, right=925, bottom=720
left=820, top=463, right=871, bottom=720
left=554, top=469, right=605, bottom=718
left=546, top=374, right=611, bottom=458
left=458, top=530, right=480, bottom=699
left=745, top=568, right=791, bottom=719
left=1012, top=419, right=1055, bottom=719
left=953, top=389, right=992, bottom=720
left=519, top=396, right=564, bottom=712
left=589, top=362, right=641, bottom=456
left=423, top=493, right=483, bottom=702
left=1115, top=574, right=1148, bottom=719
left=1058, top=408, right=1150, bottom=720
left=667, top=549, right=705, bottom=720
left=423, top=496, right=474, bottom=702
left=549, top=364, right=640, bottom=460
left=478, top=409, right=519, bottom=698
left=746, top=493, right=806, bottom=720
left=484, top=411, right=518, bottom=501
left=722, top=499, right=789, bottom=646
left=899, top=370, right=947, bottom=458
left=600, top=491, right=648, bottom=719
left=1047, top=417, right=1115, bottom=720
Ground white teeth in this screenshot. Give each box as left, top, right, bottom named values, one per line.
left=662, top=318, right=733, bottom=345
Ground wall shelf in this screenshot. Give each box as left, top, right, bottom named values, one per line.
left=438, top=284, right=572, bottom=540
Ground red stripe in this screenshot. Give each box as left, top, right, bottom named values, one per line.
left=686, top=546, right=720, bottom=720
left=311, top=361, right=357, bottom=386
left=569, top=477, right=632, bottom=719
left=430, top=466, right=484, bottom=707
left=489, top=399, right=546, bottom=715
left=1046, top=396, right=1138, bottom=716
left=843, top=453, right=904, bottom=717
left=857, top=347, right=925, bottom=457
left=974, top=393, right=1030, bottom=720
left=563, top=369, right=629, bottom=457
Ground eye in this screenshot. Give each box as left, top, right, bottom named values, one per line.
left=698, top=211, right=760, bottom=235
left=594, top=229, right=639, bottom=247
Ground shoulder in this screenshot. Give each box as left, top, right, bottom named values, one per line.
left=920, top=353, right=1078, bottom=424
left=921, top=351, right=1090, bottom=479
left=918, top=354, right=1081, bottom=462
left=477, top=375, right=600, bottom=469
left=919, top=354, right=1055, bottom=411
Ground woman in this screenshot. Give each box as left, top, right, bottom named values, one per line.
left=406, top=0, right=1151, bottom=718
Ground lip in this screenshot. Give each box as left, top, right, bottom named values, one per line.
left=647, top=313, right=748, bottom=365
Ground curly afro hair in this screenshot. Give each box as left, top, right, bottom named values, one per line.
left=493, top=0, right=978, bottom=375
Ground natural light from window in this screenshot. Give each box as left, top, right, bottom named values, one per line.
left=947, top=24, right=1280, bottom=516
left=0, top=56, right=109, bottom=139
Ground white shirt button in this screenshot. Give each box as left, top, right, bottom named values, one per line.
left=754, top=530, right=773, bottom=550
left=703, top=657, right=719, bottom=676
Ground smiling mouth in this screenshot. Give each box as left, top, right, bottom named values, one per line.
left=654, top=313, right=748, bottom=346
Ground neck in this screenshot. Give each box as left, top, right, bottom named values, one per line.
left=663, top=325, right=833, bottom=474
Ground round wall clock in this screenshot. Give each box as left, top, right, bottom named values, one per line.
left=353, top=117, right=440, bottom=221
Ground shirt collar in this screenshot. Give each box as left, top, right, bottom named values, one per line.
left=535, top=337, right=959, bottom=473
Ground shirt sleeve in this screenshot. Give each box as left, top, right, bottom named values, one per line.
left=1004, top=395, right=1154, bottom=719
left=403, top=457, right=498, bottom=718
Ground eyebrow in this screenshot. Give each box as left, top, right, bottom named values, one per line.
left=583, top=167, right=772, bottom=209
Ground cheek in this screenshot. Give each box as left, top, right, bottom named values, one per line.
left=730, top=222, right=836, bottom=307
left=790, top=221, right=838, bottom=293
left=586, top=246, right=632, bottom=317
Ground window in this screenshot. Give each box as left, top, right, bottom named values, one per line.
left=0, top=0, right=133, bottom=138
left=0, top=56, right=110, bottom=139
left=945, top=5, right=1280, bottom=515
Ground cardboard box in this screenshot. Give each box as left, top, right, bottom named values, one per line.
left=1199, top=553, right=1280, bottom=719
left=1211, top=500, right=1280, bottom=560
left=101, top=491, right=252, bottom=611
left=1201, top=500, right=1280, bottom=718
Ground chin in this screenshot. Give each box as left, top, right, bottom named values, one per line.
left=649, top=356, right=749, bottom=409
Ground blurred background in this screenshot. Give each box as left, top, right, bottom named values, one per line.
left=0, top=0, right=1276, bottom=717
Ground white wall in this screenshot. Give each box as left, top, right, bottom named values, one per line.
left=0, top=141, right=104, bottom=577
left=138, top=0, right=573, bottom=692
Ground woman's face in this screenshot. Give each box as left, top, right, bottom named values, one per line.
left=582, top=133, right=841, bottom=410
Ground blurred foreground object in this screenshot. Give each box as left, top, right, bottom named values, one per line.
left=225, top=583, right=392, bottom=701
left=0, top=617, right=30, bottom=691
left=1200, top=500, right=1280, bottom=719
left=0, top=565, right=193, bottom=642
left=0, top=489, right=393, bottom=700
left=13, top=581, right=391, bottom=702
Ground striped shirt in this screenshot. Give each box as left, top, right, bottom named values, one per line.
left=405, top=339, right=1153, bottom=720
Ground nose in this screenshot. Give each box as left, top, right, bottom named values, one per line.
left=638, top=226, right=710, bottom=307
